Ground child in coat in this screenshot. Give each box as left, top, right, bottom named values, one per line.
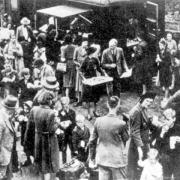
left=138, top=148, right=163, bottom=180
left=1, top=63, right=17, bottom=97
left=18, top=100, right=33, bottom=166
left=72, top=114, right=90, bottom=162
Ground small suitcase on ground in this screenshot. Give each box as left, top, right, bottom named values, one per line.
left=89, top=168, right=99, bottom=180
left=57, top=159, right=85, bottom=180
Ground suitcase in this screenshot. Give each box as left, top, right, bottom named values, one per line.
left=89, top=168, right=99, bottom=180
left=57, top=159, right=85, bottom=180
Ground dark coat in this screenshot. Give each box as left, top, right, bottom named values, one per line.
left=128, top=103, right=152, bottom=179
left=25, top=106, right=59, bottom=173
left=46, top=39, right=61, bottom=64
left=160, top=90, right=180, bottom=180
left=159, top=49, right=172, bottom=88
left=132, top=46, right=150, bottom=85
left=58, top=108, right=76, bottom=135
left=72, top=126, right=90, bottom=152
left=89, top=114, right=128, bottom=168
left=80, top=56, right=104, bottom=103
left=72, top=125, right=90, bottom=162
left=18, top=78, right=37, bottom=107
left=163, top=90, right=180, bottom=148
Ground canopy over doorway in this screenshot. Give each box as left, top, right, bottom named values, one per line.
left=37, top=5, right=90, bottom=18
left=67, top=0, right=132, bottom=6
left=36, top=5, right=91, bottom=32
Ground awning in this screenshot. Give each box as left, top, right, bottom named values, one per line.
left=67, top=0, right=131, bottom=6
left=37, top=5, right=90, bottom=18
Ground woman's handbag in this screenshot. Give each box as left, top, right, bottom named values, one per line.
left=56, top=62, right=67, bottom=73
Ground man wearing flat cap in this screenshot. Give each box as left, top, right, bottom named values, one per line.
left=0, top=95, right=18, bottom=180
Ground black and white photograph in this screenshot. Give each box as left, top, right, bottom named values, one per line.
left=0, top=0, right=179, bottom=179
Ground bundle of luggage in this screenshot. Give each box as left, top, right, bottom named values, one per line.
left=56, top=159, right=99, bottom=180
left=57, top=159, right=85, bottom=180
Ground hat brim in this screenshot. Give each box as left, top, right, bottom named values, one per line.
left=1, top=101, right=17, bottom=110
left=41, top=80, right=59, bottom=90
left=21, top=19, right=30, bottom=25
left=23, top=101, right=32, bottom=109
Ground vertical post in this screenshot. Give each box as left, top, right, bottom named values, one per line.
left=55, top=17, right=58, bottom=39
left=33, top=0, right=37, bottom=30
left=34, top=13, right=37, bottom=30
left=0, top=15, right=2, bottom=27
left=2, top=0, right=5, bottom=27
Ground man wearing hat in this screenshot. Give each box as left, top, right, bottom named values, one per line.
left=16, top=17, right=36, bottom=70
left=16, top=17, right=35, bottom=43
left=0, top=95, right=18, bottom=180
left=101, top=38, right=129, bottom=97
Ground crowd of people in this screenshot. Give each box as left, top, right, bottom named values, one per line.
left=0, top=15, right=180, bottom=180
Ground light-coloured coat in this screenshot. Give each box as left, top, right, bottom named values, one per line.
left=89, top=114, right=128, bottom=168
left=0, top=108, right=15, bottom=166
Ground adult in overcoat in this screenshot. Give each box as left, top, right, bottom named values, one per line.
left=61, top=34, right=76, bottom=97
left=157, top=39, right=172, bottom=99
left=0, top=95, right=18, bottom=180
left=25, top=91, right=59, bottom=180
left=128, top=92, right=157, bottom=180
left=73, top=40, right=88, bottom=106
left=101, top=39, right=128, bottom=97
left=89, top=96, right=129, bottom=180
left=16, top=17, right=36, bottom=70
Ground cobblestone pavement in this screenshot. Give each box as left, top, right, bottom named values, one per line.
left=12, top=92, right=163, bottom=180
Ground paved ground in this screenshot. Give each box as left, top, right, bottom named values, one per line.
left=12, top=91, right=163, bottom=180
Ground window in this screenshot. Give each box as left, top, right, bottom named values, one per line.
left=11, top=0, right=18, bottom=10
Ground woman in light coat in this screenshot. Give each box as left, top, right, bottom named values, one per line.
left=4, top=32, right=24, bottom=78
